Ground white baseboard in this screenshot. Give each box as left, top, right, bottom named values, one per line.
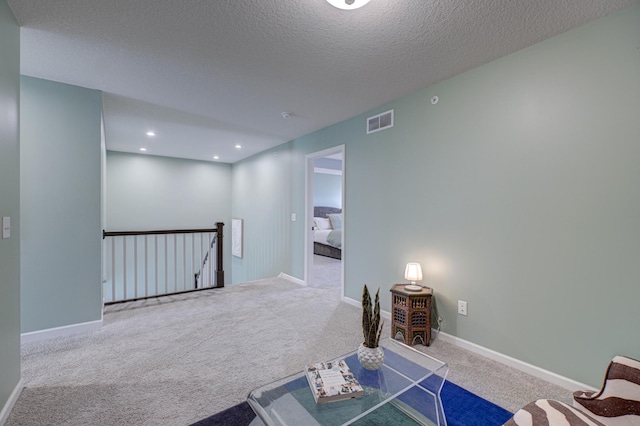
left=342, top=295, right=360, bottom=309
left=0, top=378, right=23, bottom=425
left=343, top=296, right=392, bottom=320
left=435, top=331, right=594, bottom=391
left=21, top=319, right=103, bottom=344
left=279, top=273, right=305, bottom=286
left=343, top=295, right=591, bottom=392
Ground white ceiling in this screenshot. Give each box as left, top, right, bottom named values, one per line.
left=8, top=0, right=637, bottom=163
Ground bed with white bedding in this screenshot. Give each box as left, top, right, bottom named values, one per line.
left=313, top=206, right=342, bottom=260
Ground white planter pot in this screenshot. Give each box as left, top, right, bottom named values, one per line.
left=357, top=343, right=385, bottom=370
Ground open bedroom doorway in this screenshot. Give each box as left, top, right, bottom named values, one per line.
left=305, top=145, right=344, bottom=297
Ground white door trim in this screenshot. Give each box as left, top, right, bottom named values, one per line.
left=304, top=145, right=345, bottom=298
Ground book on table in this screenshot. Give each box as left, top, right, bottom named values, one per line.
left=305, top=359, right=363, bottom=404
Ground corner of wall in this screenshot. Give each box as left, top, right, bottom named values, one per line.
left=0, top=379, right=24, bottom=425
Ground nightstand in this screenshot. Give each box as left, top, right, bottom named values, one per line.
left=390, top=284, right=432, bottom=346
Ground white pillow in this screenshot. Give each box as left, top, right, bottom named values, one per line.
left=327, top=213, right=342, bottom=230
left=314, top=217, right=332, bottom=230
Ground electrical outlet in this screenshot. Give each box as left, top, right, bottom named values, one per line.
left=457, top=300, right=468, bottom=316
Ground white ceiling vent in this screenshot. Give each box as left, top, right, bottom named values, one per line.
left=367, top=110, right=394, bottom=134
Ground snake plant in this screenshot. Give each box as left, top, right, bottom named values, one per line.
left=362, top=284, right=383, bottom=348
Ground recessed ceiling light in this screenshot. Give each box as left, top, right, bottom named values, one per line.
left=146, top=131, right=156, bottom=137
left=327, top=0, right=371, bottom=10
left=139, top=147, right=147, bottom=152
left=213, top=155, right=220, bottom=160
left=235, top=144, right=242, bottom=149
left=281, top=112, right=294, bottom=119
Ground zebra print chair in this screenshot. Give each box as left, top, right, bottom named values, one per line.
left=504, top=355, right=640, bottom=426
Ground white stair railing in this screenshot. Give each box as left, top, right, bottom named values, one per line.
left=102, top=224, right=224, bottom=305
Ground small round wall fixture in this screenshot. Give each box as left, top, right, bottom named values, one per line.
left=327, top=0, right=371, bottom=10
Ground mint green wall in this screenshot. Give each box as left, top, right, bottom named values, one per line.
left=232, top=5, right=640, bottom=386
left=231, top=146, right=293, bottom=283
left=314, top=173, right=342, bottom=208
left=105, top=151, right=232, bottom=277
left=0, top=0, right=20, bottom=413
left=20, top=76, right=103, bottom=333
left=231, top=120, right=360, bottom=280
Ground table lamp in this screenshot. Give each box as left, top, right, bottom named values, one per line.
left=404, top=262, right=423, bottom=291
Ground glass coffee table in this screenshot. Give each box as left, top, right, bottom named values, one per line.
left=247, top=338, right=449, bottom=425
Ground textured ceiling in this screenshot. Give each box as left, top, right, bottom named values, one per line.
left=8, top=0, right=638, bottom=163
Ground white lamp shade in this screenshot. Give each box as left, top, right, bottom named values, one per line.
left=326, top=0, right=371, bottom=10
left=404, top=263, right=423, bottom=283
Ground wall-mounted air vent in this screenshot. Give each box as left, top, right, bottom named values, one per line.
left=367, top=109, right=394, bottom=134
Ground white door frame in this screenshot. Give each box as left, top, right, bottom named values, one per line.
left=304, top=145, right=345, bottom=298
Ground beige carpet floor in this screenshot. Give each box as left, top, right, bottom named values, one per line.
left=310, top=254, right=341, bottom=289
left=6, top=276, right=572, bottom=425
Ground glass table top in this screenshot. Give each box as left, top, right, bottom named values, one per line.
left=247, top=338, right=449, bottom=426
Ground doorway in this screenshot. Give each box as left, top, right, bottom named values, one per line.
left=305, top=145, right=345, bottom=297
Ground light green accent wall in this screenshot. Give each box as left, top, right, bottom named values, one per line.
left=20, top=76, right=103, bottom=333
left=105, top=151, right=232, bottom=277
left=231, top=4, right=640, bottom=386
left=0, top=0, right=21, bottom=413
left=314, top=173, right=342, bottom=208
left=231, top=146, right=293, bottom=283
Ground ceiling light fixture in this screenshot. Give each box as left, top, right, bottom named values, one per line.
left=139, top=147, right=147, bottom=152
left=213, top=155, right=219, bottom=160
left=281, top=112, right=294, bottom=119
left=326, top=0, right=371, bottom=10
left=146, top=131, right=156, bottom=137
left=235, top=144, right=242, bottom=149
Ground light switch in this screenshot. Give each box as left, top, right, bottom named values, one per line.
left=2, top=216, right=10, bottom=239
left=291, top=213, right=297, bottom=222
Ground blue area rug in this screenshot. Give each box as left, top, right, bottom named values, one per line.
left=191, top=380, right=513, bottom=425
left=440, top=381, right=513, bottom=425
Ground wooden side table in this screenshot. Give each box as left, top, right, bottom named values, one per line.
left=390, top=284, right=432, bottom=346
